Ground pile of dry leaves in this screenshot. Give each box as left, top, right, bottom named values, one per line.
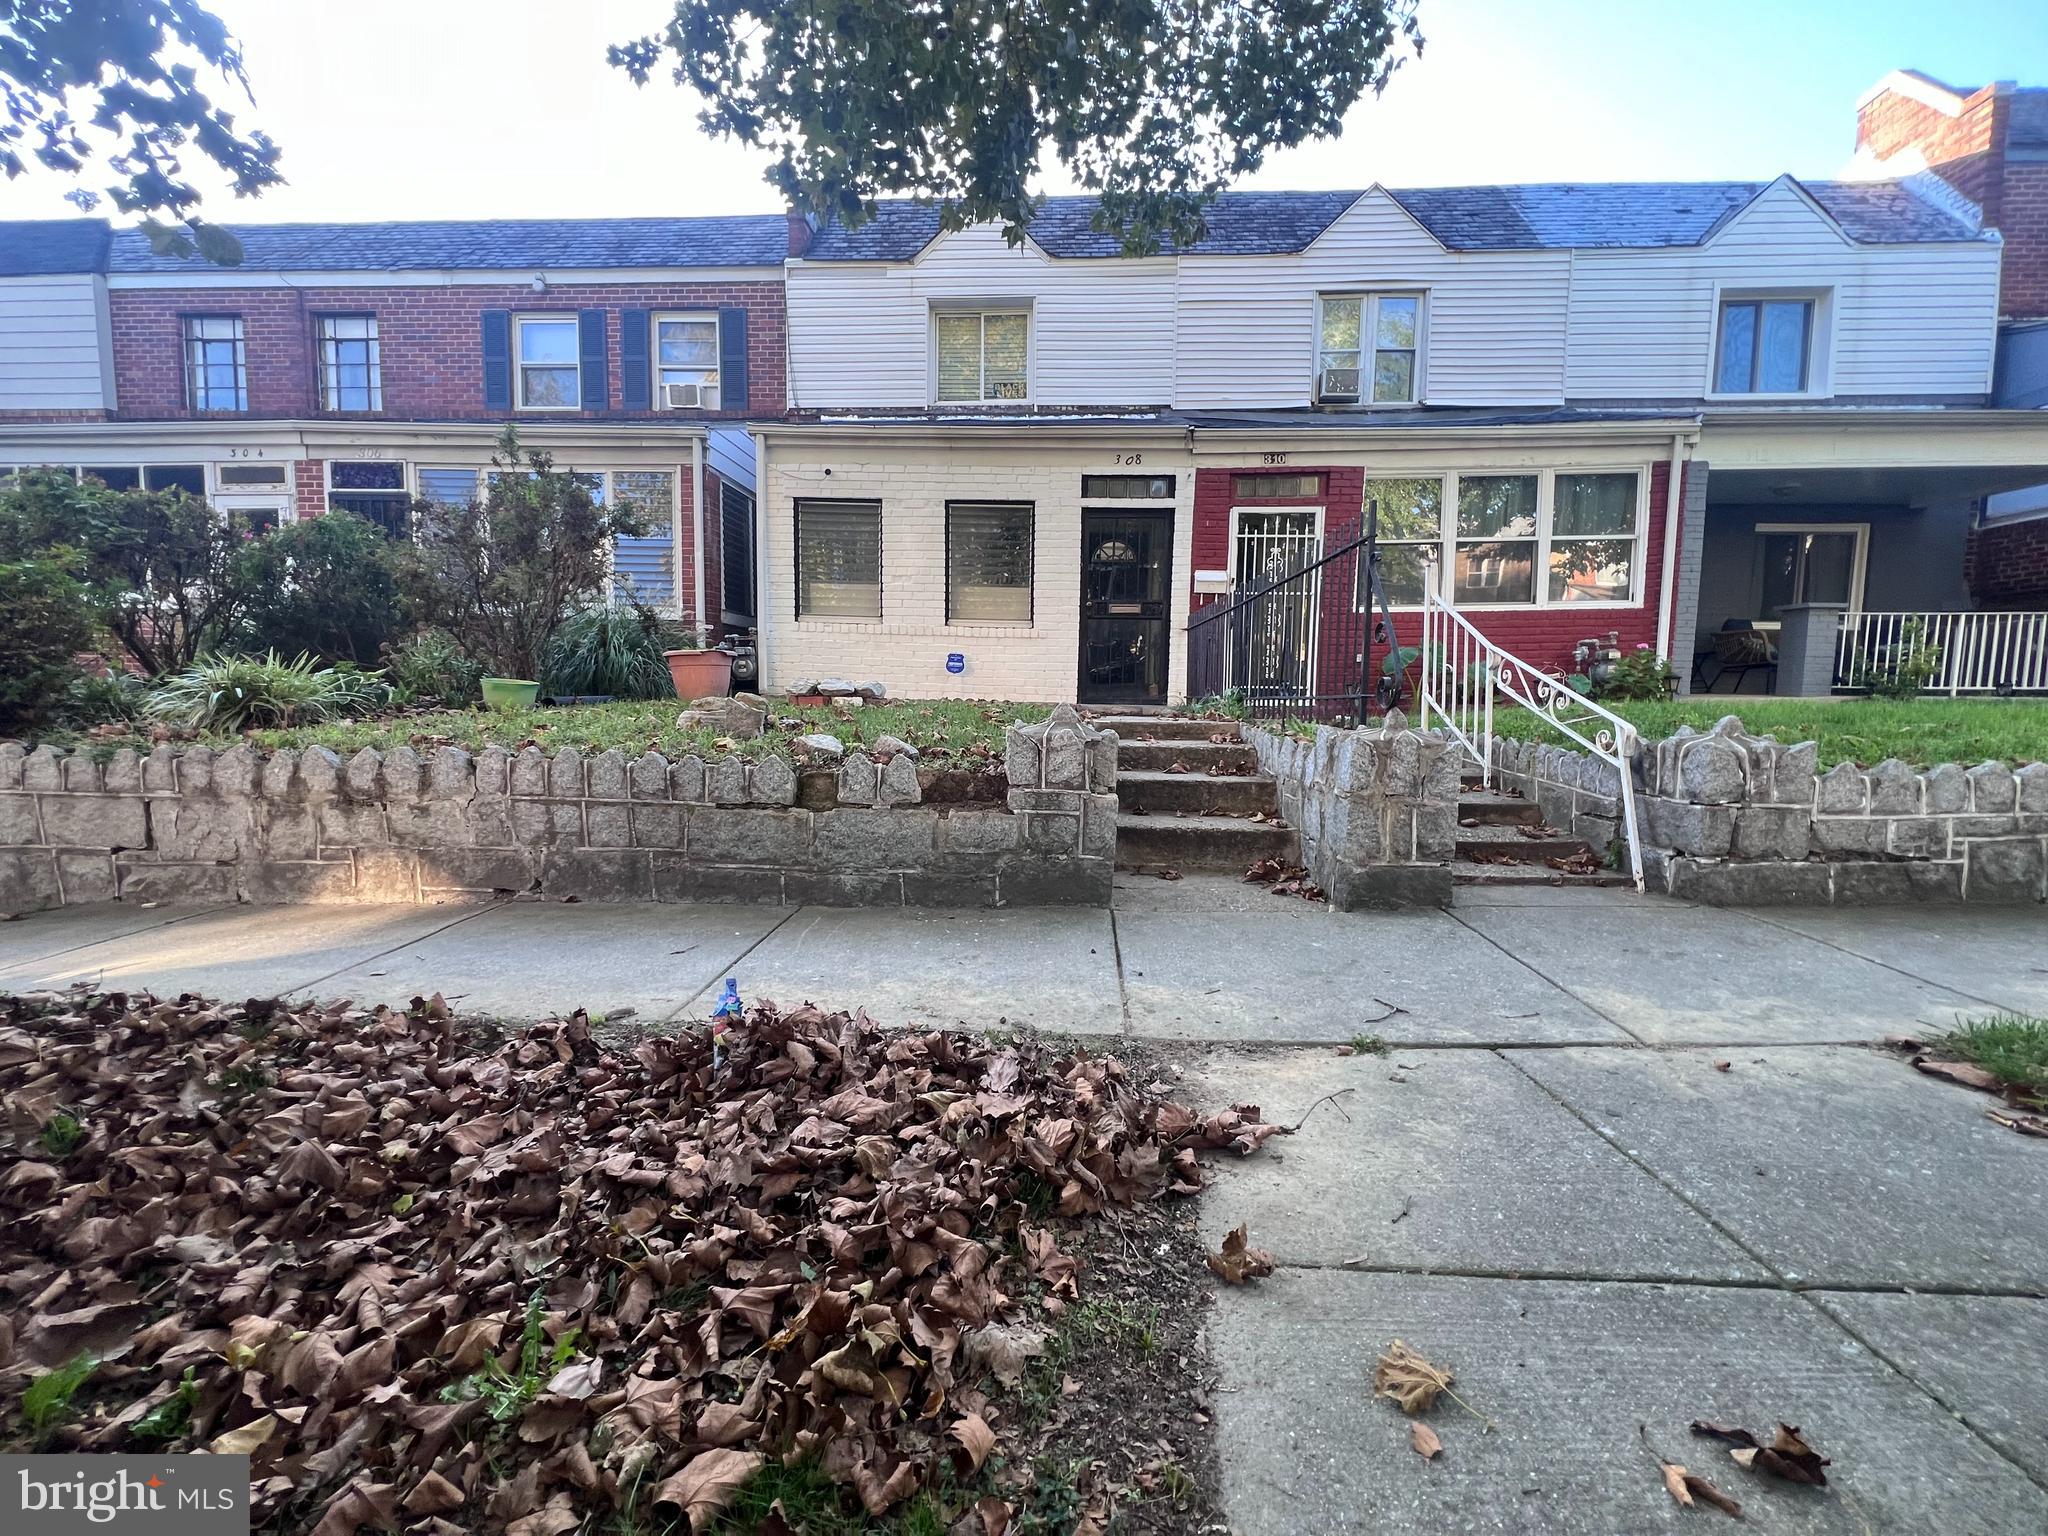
left=0, top=989, right=1281, bottom=1533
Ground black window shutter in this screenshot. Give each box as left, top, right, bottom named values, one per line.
left=481, top=310, right=511, bottom=411
left=578, top=309, right=608, bottom=412
left=620, top=307, right=650, bottom=410
left=718, top=306, right=748, bottom=413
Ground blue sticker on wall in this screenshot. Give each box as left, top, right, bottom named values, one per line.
left=945, top=653, right=965, bottom=675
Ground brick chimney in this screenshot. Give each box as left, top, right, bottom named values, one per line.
left=1855, top=70, right=2048, bottom=320
left=786, top=210, right=816, bottom=259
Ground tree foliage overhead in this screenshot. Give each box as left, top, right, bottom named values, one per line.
left=0, top=0, right=280, bottom=262
left=613, top=0, right=1422, bottom=254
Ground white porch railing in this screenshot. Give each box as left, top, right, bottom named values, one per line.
left=1418, top=590, right=1646, bottom=891
left=1835, top=610, right=2048, bottom=696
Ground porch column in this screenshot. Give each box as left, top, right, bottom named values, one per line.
left=1773, top=602, right=1847, bottom=697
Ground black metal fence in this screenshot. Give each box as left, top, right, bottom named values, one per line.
left=1186, top=512, right=1404, bottom=724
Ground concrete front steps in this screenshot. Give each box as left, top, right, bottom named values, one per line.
left=1453, top=782, right=1634, bottom=888
left=1094, top=715, right=1299, bottom=874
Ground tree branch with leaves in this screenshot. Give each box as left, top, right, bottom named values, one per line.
left=1, top=0, right=281, bottom=262
left=612, top=0, right=1422, bottom=254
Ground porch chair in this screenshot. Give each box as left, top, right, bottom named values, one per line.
left=1693, top=620, right=1778, bottom=694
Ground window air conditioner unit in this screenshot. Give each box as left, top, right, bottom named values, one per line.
left=1317, top=367, right=1360, bottom=405
left=662, top=382, right=720, bottom=410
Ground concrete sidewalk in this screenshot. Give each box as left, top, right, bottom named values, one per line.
left=3, top=880, right=2045, bottom=1529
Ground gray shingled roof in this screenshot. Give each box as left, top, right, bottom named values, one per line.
left=106, top=215, right=789, bottom=273
left=802, top=190, right=1360, bottom=260
left=805, top=177, right=1982, bottom=260
left=2010, top=89, right=2048, bottom=148
left=0, top=219, right=111, bottom=277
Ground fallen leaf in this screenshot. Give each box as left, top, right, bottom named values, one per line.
left=1206, top=1224, right=1276, bottom=1285
left=209, top=1414, right=280, bottom=1457
left=1910, top=1056, right=2003, bottom=1094
left=653, top=1448, right=766, bottom=1533
left=1987, top=1107, right=2048, bottom=1138
left=1372, top=1340, right=1452, bottom=1416
left=949, top=1412, right=996, bottom=1474
left=1690, top=1419, right=1830, bottom=1486
left=1660, top=1459, right=1743, bottom=1517
left=1410, top=1421, right=1443, bottom=1460
left=1154, top=867, right=1183, bottom=881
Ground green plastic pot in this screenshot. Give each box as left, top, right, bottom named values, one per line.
left=481, top=676, right=541, bottom=711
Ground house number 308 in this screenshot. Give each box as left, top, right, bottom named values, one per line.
left=1114, top=452, right=1143, bottom=466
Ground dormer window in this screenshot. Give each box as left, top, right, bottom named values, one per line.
left=1317, top=293, right=1421, bottom=405
left=1714, top=296, right=1816, bottom=395
left=934, top=309, right=1029, bottom=404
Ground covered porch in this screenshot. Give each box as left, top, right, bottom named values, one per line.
left=1683, top=413, right=2048, bottom=697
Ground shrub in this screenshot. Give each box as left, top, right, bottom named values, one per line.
left=1596, top=646, right=1678, bottom=702
left=63, top=668, right=149, bottom=726
left=395, top=430, right=649, bottom=682
left=1855, top=619, right=1943, bottom=700
left=1, top=467, right=258, bottom=676
left=0, top=553, right=99, bottom=736
left=145, top=652, right=393, bottom=732
left=386, top=631, right=484, bottom=708
left=545, top=603, right=676, bottom=699
left=232, top=513, right=406, bottom=665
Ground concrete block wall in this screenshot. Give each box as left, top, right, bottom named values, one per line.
left=1490, top=716, right=2048, bottom=904
left=1245, top=713, right=1460, bottom=908
left=0, top=716, right=1118, bottom=912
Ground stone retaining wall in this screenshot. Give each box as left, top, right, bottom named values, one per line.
left=1490, top=719, right=2047, bottom=904
left=1246, top=715, right=1460, bottom=908
left=0, top=708, right=1119, bottom=911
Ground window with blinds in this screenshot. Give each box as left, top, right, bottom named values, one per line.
left=796, top=499, right=882, bottom=619
left=947, top=502, right=1033, bottom=623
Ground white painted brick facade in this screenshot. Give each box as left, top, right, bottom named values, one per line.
left=759, top=435, right=1195, bottom=703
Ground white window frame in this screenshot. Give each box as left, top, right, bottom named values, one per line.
left=930, top=306, right=1032, bottom=406
left=1705, top=284, right=1833, bottom=401
left=1315, top=291, right=1425, bottom=407
left=1367, top=467, right=1651, bottom=612
left=317, top=313, right=383, bottom=412
left=182, top=315, right=248, bottom=412
left=652, top=312, right=721, bottom=410
left=1751, top=521, right=1870, bottom=626
left=514, top=314, right=581, bottom=411
left=1360, top=474, right=1450, bottom=610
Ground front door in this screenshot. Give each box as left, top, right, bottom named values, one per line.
left=1079, top=509, right=1173, bottom=705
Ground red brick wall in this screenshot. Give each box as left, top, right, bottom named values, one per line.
left=293, top=458, right=326, bottom=519
left=1190, top=461, right=1679, bottom=688
left=1857, top=81, right=2048, bottom=320
left=105, top=281, right=786, bottom=420
left=1966, top=515, right=2048, bottom=607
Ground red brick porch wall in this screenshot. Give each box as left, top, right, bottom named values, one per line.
left=1966, top=515, right=2048, bottom=608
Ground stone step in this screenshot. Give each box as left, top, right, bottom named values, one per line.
left=1115, top=813, right=1298, bottom=873
left=1115, top=739, right=1261, bottom=774
left=1090, top=714, right=1244, bottom=743
left=1457, top=789, right=1541, bottom=827
left=1117, top=770, right=1278, bottom=816
left=1454, top=824, right=1591, bottom=862
left=1449, top=859, right=1636, bottom=889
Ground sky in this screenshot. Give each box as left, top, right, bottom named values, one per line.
left=4, top=0, right=2047, bottom=227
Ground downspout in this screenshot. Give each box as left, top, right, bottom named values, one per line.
left=1654, top=431, right=1691, bottom=663
left=752, top=428, right=771, bottom=689
left=691, top=434, right=707, bottom=641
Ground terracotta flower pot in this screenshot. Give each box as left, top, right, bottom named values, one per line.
left=666, top=649, right=732, bottom=699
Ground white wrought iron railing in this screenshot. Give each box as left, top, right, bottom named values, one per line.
left=1835, top=610, right=2048, bottom=696
left=1418, top=589, right=1646, bottom=891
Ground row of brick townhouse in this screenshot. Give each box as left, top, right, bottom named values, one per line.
left=3, top=69, right=2046, bottom=703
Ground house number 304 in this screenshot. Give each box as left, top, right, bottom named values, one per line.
left=1114, top=452, right=1143, bottom=466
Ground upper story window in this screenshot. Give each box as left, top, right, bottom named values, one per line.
left=183, top=316, right=247, bottom=412
left=515, top=315, right=580, bottom=410
left=934, top=309, right=1028, bottom=404
left=1714, top=296, right=1815, bottom=395
left=1317, top=293, right=1421, bottom=405
left=318, top=315, right=382, bottom=412
left=654, top=314, right=720, bottom=409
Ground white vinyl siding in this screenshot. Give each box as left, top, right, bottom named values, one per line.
left=1175, top=189, right=1571, bottom=409
left=1564, top=179, right=2000, bottom=400
left=785, top=223, right=1176, bottom=409
left=0, top=274, right=114, bottom=411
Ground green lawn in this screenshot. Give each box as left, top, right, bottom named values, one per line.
left=1488, top=696, right=2048, bottom=768
left=69, top=698, right=1050, bottom=766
